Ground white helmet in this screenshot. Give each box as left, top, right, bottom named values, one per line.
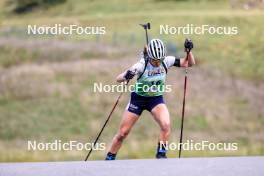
left=147, top=39, right=166, bottom=60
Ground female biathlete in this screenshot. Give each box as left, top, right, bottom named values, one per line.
left=105, top=38, right=195, bottom=160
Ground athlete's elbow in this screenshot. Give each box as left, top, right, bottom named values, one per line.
left=189, top=58, right=196, bottom=67
left=188, top=61, right=195, bottom=67
left=116, top=77, right=122, bottom=83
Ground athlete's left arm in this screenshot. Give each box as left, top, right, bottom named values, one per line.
left=180, top=51, right=195, bottom=67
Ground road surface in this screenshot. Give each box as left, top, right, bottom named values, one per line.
left=0, top=157, right=263, bottom=176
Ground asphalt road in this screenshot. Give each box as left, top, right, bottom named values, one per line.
left=0, top=157, right=263, bottom=176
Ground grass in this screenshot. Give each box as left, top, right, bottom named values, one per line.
left=0, top=42, right=125, bottom=68
left=0, top=46, right=40, bottom=67
left=1, top=7, right=264, bottom=81
left=0, top=45, right=72, bottom=67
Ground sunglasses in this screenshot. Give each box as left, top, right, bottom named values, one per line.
left=151, top=58, right=164, bottom=62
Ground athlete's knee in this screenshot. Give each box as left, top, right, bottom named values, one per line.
left=116, top=129, right=130, bottom=142
left=160, top=121, right=171, bottom=134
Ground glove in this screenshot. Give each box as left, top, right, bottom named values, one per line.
left=184, top=38, right=193, bottom=52
left=124, top=70, right=135, bottom=80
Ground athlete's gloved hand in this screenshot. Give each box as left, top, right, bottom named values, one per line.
left=124, top=70, right=135, bottom=80
left=184, top=38, right=193, bottom=52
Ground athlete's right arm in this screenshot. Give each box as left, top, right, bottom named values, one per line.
left=116, top=58, right=145, bottom=83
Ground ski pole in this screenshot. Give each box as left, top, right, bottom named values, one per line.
left=178, top=50, right=190, bottom=158
left=139, top=22, right=151, bottom=44
left=84, top=81, right=129, bottom=161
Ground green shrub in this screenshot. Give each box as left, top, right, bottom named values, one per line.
left=7, top=0, right=66, bottom=14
